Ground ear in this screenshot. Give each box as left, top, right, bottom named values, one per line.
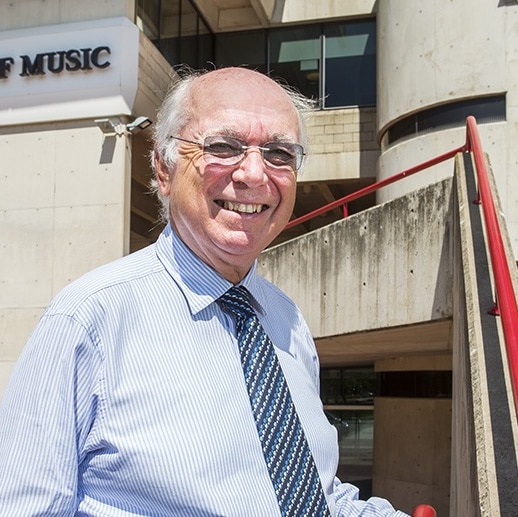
left=154, top=150, right=172, bottom=197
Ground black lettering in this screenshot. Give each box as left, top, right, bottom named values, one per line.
left=80, top=48, right=92, bottom=70
left=16, top=45, right=111, bottom=78
left=65, top=49, right=82, bottom=71
left=0, top=57, right=15, bottom=79
left=46, top=51, right=66, bottom=73
left=91, top=46, right=111, bottom=69
left=20, top=54, right=45, bottom=76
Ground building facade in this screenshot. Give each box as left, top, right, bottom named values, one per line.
left=2, top=1, right=518, bottom=514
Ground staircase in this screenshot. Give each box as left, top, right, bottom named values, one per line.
left=258, top=119, right=518, bottom=516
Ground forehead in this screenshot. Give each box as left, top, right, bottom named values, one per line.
left=187, top=70, right=300, bottom=140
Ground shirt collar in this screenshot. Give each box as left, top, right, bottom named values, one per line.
left=155, top=225, right=266, bottom=316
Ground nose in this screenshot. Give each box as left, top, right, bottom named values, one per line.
left=231, top=148, right=268, bottom=187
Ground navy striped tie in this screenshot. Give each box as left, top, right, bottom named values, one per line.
left=218, top=286, right=330, bottom=517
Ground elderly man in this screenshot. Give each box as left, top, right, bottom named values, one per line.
left=0, top=67, right=410, bottom=516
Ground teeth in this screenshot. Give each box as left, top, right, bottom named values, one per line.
left=223, top=201, right=264, bottom=213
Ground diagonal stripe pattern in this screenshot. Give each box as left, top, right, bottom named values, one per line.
left=218, top=286, right=330, bottom=517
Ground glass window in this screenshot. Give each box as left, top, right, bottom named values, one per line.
left=321, top=367, right=375, bottom=405
left=177, top=3, right=213, bottom=68
left=268, top=26, right=321, bottom=104
left=137, top=0, right=214, bottom=71
left=387, top=95, right=506, bottom=145
left=325, top=408, right=374, bottom=498
left=321, top=367, right=375, bottom=499
left=215, top=31, right=267, bottom=74
left=137, top=0, right=161, bottom=40
left=323, top=20, right=376, bottom=108
left=156, top=0, right=181, bottom=65
left=377, top=371, right=452, bottom=398
left=214, top=20, right=376, bottom=109
left=144, top=10, right=376, bottom=110
left=196, top=18, right=214, bottom=70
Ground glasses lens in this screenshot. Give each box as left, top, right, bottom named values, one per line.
left=201, top=135, right=304, bottom=171
left=203, top=136, right=243, bottom=164
left=263, top=142, right=304, bottom=170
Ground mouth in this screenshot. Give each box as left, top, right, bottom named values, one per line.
left=216, top=200, right=268, bottom=214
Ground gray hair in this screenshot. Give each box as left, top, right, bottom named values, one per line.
left=150, top=68, right=316, bottom=224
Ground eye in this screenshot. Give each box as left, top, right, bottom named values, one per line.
left=204, top=137, right=243, bottom=158
left=263, top=143, right=297, bottom=166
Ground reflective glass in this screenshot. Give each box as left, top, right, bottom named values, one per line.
left=269, top=25, right=321, bottom=104
left=321, top=367, right=375, bottom=499
left=215, top=31, right=267, bottom=74
left=324, top=20, right=376, bottom=108
left=146, top=9, right=377, bottom=110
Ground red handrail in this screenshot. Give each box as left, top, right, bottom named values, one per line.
left=464, top=116, right=518, bottom=413
left=285, top=145, right=466, bottom=230
left=287, top=116, right=518, bottom=416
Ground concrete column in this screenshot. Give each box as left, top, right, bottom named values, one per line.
left=0, top=121, right=131, bottom=392
left=376, top=0, right=518, bottom=256
left=372, top=355, right=452, bottom=516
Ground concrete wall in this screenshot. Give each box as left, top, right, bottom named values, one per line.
left=0, top=122, right=131, bottom=393
left=451, top=155, right=483, bottom=516
left=279, top=0, right=376, bottom=23
left=376, top=1, right=518, bottom=257
left=196, top=0, right=376, bottom=31
left=134, top=32, right=174, bottom=121
left=0, top=12, right=173, bottom=395
left=258, top=178, right=454, bottom=338
left=451, top=153, right=518, bottom=516
left=373, top=356, right=452, bottom=516
left=374, top=395, right=451, bottom=515
left=0, top=0, right=134, bottom=30
left=302, top=107, right=379, bottom=183
left=377, top=2, right=508, bottom=133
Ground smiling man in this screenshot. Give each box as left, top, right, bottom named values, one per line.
left=153, top=68, right=301, bottom=284
left=0, top=67, right=409, bottom=516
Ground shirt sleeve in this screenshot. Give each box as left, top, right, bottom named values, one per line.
left=0, top=313, right=102, bottom=516
left=333, top=478, right=411, bottom=516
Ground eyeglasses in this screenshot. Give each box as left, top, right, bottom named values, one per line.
left=170, top=135, right=305, bottom=172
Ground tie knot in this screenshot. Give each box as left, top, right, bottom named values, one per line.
left=218, top=285, right=256, bottom=320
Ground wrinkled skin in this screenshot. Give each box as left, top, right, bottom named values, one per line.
left=155, top=68, right=300, bottom=283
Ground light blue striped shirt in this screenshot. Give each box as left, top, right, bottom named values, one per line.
left=0, top=225, right=408, bottom=516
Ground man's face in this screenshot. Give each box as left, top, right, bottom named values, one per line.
left=156, top=69, right=300, bottom=283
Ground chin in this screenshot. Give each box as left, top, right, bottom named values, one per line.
left=216, top=233, right=268, bottom=257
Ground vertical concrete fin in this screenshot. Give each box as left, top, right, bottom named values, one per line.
left=452, top=152, right=518, bottom=517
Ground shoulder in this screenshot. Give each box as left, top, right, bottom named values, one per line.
left=45, top=244, right=163, bottom=318
left=255, top=275, right=303, bottom=320
left=254, top=275, right=314, bottom=344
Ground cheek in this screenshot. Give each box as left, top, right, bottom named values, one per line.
left=170, top=163, right=201, bottom=196
left=277, top=177, right=297, bottom=210
left=169, top=167, right=218, bottom=220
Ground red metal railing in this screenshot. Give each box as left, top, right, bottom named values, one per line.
left=285, top=146, right=465, bottom=230
left=287, top=116, right=518, bottom=416
left=464, top=116, right=518, bottom=412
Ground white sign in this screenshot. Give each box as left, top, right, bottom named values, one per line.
left=0, top=17, right=139, bottom=126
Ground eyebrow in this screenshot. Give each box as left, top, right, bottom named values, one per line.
left=203, top=128, right=296, bottom=143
